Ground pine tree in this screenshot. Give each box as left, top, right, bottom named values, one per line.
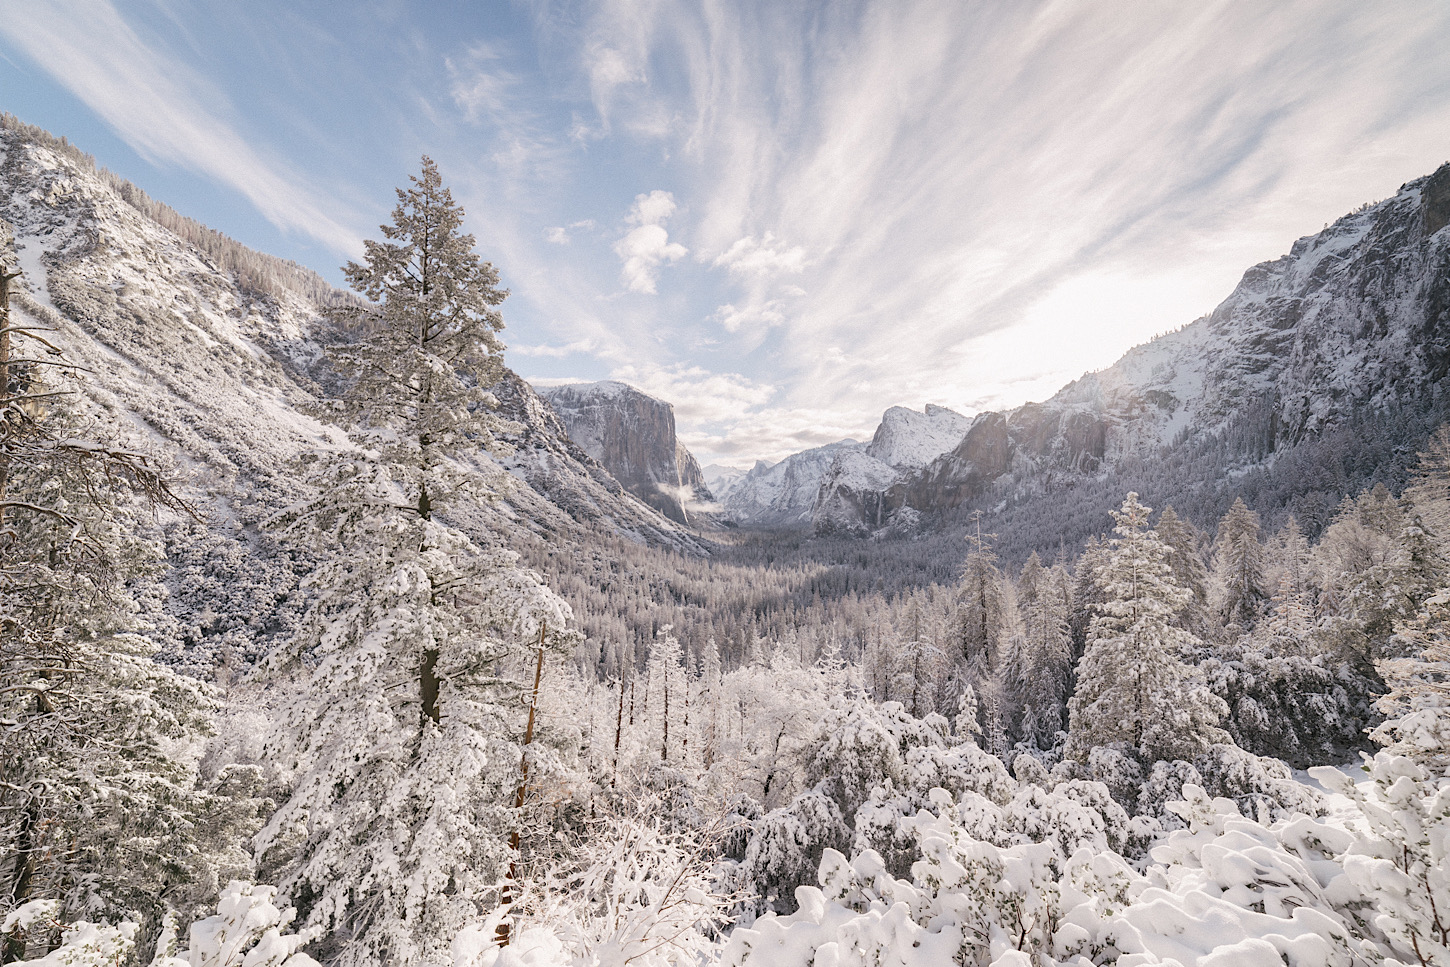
left=258, top=159, right=571, bottom=967
left=1013, top=553, right=1073, bottom=749
left=1213, top=497, right=1267, bottom=629
left=1066, top=494, right=1228, bottom=764
left=1155, top=505, right=1212, bottom=636
left=954, top=524, right=1007, bottom=690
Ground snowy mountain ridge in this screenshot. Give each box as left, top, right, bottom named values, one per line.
left=778, top=162, right=1450, bottom=540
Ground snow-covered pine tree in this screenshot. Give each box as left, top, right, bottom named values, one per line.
left=1213, top=497, right=1267, bottom=630
left=1316, top=484, right=1439, bottom=661
left=1066, top=493, right=1228, bottom=764
left=954, top=524, right=1007, bottom=691
left=257, top=158, right=571, bottom=967
left=1155, top=505, right=1212, bottom=636
left=1012, top=552, right=1073, bottom=750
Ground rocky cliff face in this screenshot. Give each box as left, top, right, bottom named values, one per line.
left=815, top=162, right=1450, bottom=537
left=539, top=380, right=714, bottom=525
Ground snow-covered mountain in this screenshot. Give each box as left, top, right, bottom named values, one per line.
left=720, top=440, right=863, bottom=527
left=0, top=116, right=705, bottom=665
left=701, top=463, right=747, bottom=501
left=538, top=380, right=714, bottom=525
left=814, top=162, right=1450, bottom=540
left=721, top=403, right=972, bottom=532
left=812, top=404, right=973, bottom=535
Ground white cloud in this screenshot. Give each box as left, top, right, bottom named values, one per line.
left=544, top=219, right=598, bottom=245
left=713, top=300, right=785, bottom=334
left=613, top=190, right=687, bottom=293
left=0, top=0, right=361, bottom=254
left=711, top=233, right=807, bottom=277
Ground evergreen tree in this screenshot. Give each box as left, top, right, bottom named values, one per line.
left=1213, top=497, right=1268, bottom=629
left=1012, top=553, right=1073, bottom=749
left=1066, top=494, right=1228, bottom=764
left=1155, top=505, right=1212, bottom=636
left=257, top=159, right=571, bottom=967
left=954, top=525, right=1007, bottom=689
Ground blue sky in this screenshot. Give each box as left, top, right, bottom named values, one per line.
left=5, top=1, right=1450, bottom=467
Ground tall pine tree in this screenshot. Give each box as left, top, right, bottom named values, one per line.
left=258, top=158, right=571, bottom=967
left=1066, top=494, right=1228, bottom=764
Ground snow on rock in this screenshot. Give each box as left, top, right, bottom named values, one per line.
left=865, top=404, right=972, bottom=470
left=722, top=440, right=863, bottom=528
left=703, top=463, right=748, bottom=501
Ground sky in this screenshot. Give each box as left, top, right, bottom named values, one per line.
left=4, top=1, right=1450, bottom=468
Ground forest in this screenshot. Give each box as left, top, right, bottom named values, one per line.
left=2, top=157, right=1448, bottom=967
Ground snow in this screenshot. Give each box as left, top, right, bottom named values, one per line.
left=865, top=404, right=972, bottom=470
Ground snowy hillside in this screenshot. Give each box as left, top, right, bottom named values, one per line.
left=0, top=118, right=704, bottom=667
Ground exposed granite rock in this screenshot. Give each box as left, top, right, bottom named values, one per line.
left=539, top=380, right=714, bottom=525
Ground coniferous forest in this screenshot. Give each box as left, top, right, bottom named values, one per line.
left=2, top=117, right=1450, bottom=967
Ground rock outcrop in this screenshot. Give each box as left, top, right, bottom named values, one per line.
left=539, top=381, right=714, bottom=525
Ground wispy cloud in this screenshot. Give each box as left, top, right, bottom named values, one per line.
left=0, top=0, right=361, bottom=254
left=570, top=0, right=1450, bottom=460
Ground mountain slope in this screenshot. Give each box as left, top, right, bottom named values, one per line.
left=0, top=116, right=705, bottom=671
left=818, top=162, right=1450, bottom=543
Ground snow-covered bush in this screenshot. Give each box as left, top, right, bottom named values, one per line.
left=1312, top=754, right=1450, bottom=966
left=460, top=795, right=738, bottom=967
left=0, top=900, right=136, bottom=967
left=2, top=883, right=318, bottom=967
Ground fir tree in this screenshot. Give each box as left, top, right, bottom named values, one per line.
left=1012, top=553, right=1073, bottom=749
left=1214, top=497, right=1268, bottom=629
left=1155, top=505, right=1212, bottom=635
left=954, top=522, right=1007, bottom=689
left=258, top=159, right=571, bottom=967
left=1066, top=494, right=1228, bottom=764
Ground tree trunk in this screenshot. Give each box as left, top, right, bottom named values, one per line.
left=420, top=647, right=441, bottom=726
left=2, top=796, right=41, bottom=964
left=612, top=672, right=624, bottom=788
left=0, top=269, right=16, bottom=542
left=495, top=622, right=547, bottom=948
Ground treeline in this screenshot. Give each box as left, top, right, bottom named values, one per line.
left=0, top=112, right=351, bottom=307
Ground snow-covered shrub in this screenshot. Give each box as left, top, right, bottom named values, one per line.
left=727, top=789, right=849, bottom=917
left=806, top=701, right=908, bottom=815
left=503, top=796, right=739, bottom=967
left=2, top=883, right=318, bottom=967
left=0, top=900, right=135, bottom=967
left=1312, top=754, right=1450, bottom=966
left=903, top=741, right=1016, bottom=809
left=1116, top=784, right=1382, bottom=966
left=151, top=881, right=320, bottom=967
left=1201, top=647, right=1381, bottom=768
left=1191, top=742, right=1321, bottom=822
